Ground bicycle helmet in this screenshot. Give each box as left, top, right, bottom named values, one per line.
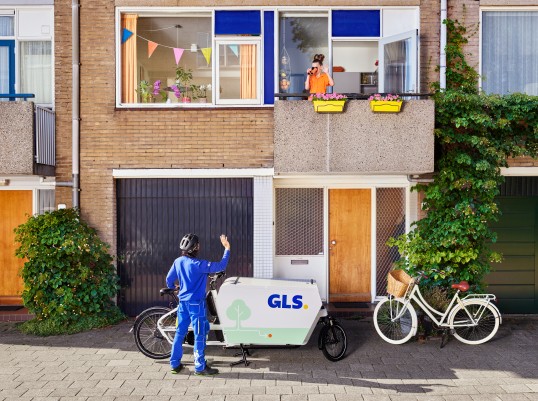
left=179, top=233, right=199, bottom=255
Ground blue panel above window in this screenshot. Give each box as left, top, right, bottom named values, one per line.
left=263, top=11, right=274, bottom=105
left=332, top=10, right=380, bottom=37
left=215, top=10, right=261, bottom=35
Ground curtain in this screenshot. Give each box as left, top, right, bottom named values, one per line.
left=20, top=41, right=52, bottom=104
left=121, top=14, right=138, bottom=103
left=0, top=16, right=14, bottom=36
left=383, top=39, right=408, bottom=93
left=482, top=11, right=538, bottom=95
left=240, top=44, right=256, bottom=99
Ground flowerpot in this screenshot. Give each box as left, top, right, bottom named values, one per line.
left=197, top=97, right=207, bottom=103
left=181, top=97, right=191, bottom=103
left=370, top=100, right=403, bottom=113
left=313, top=100, right=346, bottom=113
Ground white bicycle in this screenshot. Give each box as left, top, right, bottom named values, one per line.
left=373, top=270, right=502, bottom=345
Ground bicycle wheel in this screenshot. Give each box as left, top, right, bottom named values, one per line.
left=373, top=297, right=417, bottom=344
left=448, top=300, right=500, bottom=345
left=319, top=323, right=347, bottom=361
left=133, top=307, right=176, bottom=359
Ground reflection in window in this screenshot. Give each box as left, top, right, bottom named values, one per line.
left=279, top=14, right=328, bottom=95
left=121, top=13, right=212, bottom=104
left=383, top=38, right=411, bottom=93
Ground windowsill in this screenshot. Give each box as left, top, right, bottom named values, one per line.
left=115, top=103, right=275, bottom=110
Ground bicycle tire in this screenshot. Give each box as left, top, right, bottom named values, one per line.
left=319, top=323, right=347, bottom=361
left=133, top=307, right=176, bottom=359
left=373, top=297, right=417, bottom=344
left=448, top=300, right=500, bottom=345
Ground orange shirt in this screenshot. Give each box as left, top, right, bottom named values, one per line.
left=308, top=73, right=331, bottom=94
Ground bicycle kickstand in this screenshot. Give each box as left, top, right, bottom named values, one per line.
left=440, top=329, right=450, bottom=349
left=230, top=344, right=251, bottom=367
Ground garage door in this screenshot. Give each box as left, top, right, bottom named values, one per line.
left=117, top=178, right=253, bottom=316
left=488, top=177, right=538, bottom=314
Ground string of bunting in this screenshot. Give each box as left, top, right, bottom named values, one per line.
left=121, top=28, right=212, bottom=65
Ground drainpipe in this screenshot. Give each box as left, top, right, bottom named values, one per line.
left=72, top=0, right=80, bottom=208
left=440, top=0, right=447, bottom=90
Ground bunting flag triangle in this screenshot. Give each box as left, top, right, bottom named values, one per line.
left=173, top=48, right=184, bottom=65
left=228, top=45, right=239, bottom=57
left=201, top=47, right=212, bottom=65
left=148, top=41, right=158, bottom=58
left=121, top=28, right=133, bottom=44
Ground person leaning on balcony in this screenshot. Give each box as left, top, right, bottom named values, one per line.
left=305, top=54, right=334, bottom=94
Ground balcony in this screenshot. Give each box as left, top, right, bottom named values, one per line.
left=0, top=98, right=55, bottom=177
left=274, top=98, right=435, bottom=175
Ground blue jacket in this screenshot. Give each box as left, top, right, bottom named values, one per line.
left=166, top=250, right=230, bottom=301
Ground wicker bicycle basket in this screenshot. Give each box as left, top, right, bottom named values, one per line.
left=387, top=270, right=414, bottom=298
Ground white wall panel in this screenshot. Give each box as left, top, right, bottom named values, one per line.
left=382, top=9, right=418, bottom=37
left=17, top=8, right=52, bottom=38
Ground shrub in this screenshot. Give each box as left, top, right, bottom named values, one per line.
left=14, top=208, right=125, bottom=334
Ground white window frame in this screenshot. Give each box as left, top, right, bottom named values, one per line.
left=479, top=6, right=538, bottom=93
left=215, top=37, right=262, bottom=105
left=378, top=29, right=418, bottom=93
left=0, top=6, right=54, bottom=107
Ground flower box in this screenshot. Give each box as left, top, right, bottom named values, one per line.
left=370, top=100, right=403, bottom=113
left=313, top=100, right=346, bottom=113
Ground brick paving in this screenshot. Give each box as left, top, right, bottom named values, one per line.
left=0, top=316, right=537, bottom=401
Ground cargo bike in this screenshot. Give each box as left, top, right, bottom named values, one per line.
left=132, top=272, right=347, bottom=365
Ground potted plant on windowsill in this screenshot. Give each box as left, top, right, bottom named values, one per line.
left=175, top=66, right=193, bottom=103
left=369, top=93, right=403, bottom=113
left=309, top=93, right=348, bottom=113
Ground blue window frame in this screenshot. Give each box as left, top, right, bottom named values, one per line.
left=215, top=10, right=261, bottom=35
left=332, top=10, right=380, bottom=37
left=0, top=40, right=15, bottom=98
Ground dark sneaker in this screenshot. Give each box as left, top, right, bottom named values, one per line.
left=170, top=364, right=184, bottom=374
left=194, top=366, right=219, bottom=376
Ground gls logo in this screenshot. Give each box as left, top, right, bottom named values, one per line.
left=267, top=294, right=305, bottom=309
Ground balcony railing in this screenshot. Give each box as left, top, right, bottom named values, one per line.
left=0, top=95, right=55, bottom=176
left=35, top=105, right=56, bottom=166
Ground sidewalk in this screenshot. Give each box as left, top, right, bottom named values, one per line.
left=1, top=316, right=537, bottom=401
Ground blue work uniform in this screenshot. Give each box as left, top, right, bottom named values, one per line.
left=166, top=249, right=230, bottom=372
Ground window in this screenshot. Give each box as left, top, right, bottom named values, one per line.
left=216, top=39, right=261, bottom=104
left=20, top=41, right=52, bottom=104
left=482, top=11, right=538, bottom=95
left=121, top=13, right=212, bottom=105
left=278, top=12, right=328, bottom=95
left=0, top=8, right=53, bottom=104
left=119, top=10, right=268, bottom=106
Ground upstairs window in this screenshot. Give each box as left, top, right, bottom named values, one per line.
left=482, top=10, right=538, bottom=95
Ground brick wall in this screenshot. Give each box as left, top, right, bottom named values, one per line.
left=54, top=0, right=446, bottom=251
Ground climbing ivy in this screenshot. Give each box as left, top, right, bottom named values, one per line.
left=389, top=19, right=538, bottom=290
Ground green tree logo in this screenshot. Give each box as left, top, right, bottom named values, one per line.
left=226, top=299, right=251, bottom=329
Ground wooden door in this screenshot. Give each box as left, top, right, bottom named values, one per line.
left=0, top=190, right=32, bottom=305
left=329, top=189, right=371, bottom=302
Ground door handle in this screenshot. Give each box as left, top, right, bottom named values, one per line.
left=331, top=240, right=336, bottom=245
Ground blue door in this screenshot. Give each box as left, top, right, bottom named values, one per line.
left=0, top=40, right=15, bottom=100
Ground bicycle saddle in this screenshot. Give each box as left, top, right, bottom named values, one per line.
left=451, top=281, right=470, bottom=292
left=160, top=288, right=176, bottom=296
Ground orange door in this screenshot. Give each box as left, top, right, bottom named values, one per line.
left=0, top=190, right=32, bottom=305
left=329, top=189, right=371, bottom=302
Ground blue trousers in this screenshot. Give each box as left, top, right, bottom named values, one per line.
left=170, top=300, right=209, bottom=372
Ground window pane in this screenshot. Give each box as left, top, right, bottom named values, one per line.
left=279, top=15, right=328, bottom=95
left=383, top=38, right=411, bottom=93
left=20, top=41, right=52, bottom=104
left=376, top=188, right=406, bottom=296
left=0, top=16, right=14, bottom=36
left=0, top=46, right=9, bottom=95
left=218, top=43, right=258, bottom=100
left=275, top=188, right=323, bottom=256
left=127, top=15, right=212, bottom=104
left=482, top=12, right=538, bottom=95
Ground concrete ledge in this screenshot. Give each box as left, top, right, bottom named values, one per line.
left=0, top=102, right=34, bottom=175
left=274, top=99, right=435, bottom=175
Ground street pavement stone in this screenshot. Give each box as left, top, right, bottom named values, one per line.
left=0, top=316, right=537, bottom=400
